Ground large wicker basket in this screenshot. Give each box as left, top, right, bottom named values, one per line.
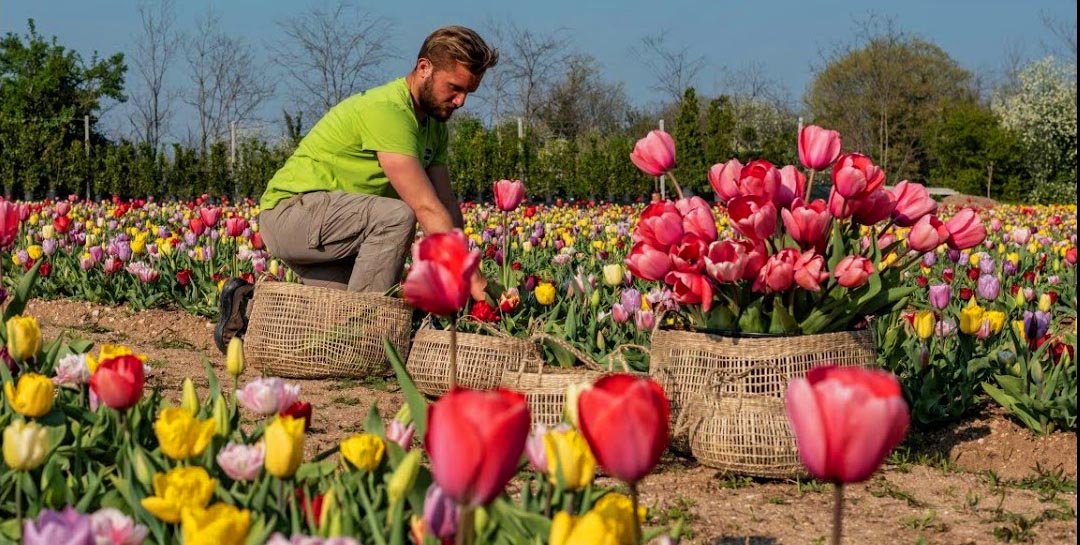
left=406, top=320, right=542, bottom=397
left=650, top=328, right=876, bottom=477
left=244, top=281, right=413, bottom=379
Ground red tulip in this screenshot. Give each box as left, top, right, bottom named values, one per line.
left=798, top=125, right=842, bottom=171
left=793, top=250, right=829, bottom=292
left=736, top=159, right=781, bottom=202
left=89, top=355, right=145, bottom=410
left=225, top=216, right=248, bottom=237
left=251, top=231, right=264, bottom=250
left=832, top=153, right=884, bottom=199
left=402, top=230, right=480, bottom=316
left=907, top=215, right=949, bottom=252
left=741, top=241, right=768, bottom=281
left=785, top=366, right=909, bottom=483
left=670, top=233, right=708, bottom=274
left=1066, top=248, right=1077, bottom=265
left=630, top=130, right=676, bottom=176
left=851, top=189, right=896, bottom=226
left=625, top=241, right=671, bottom=281
left=890, top=181, right=937, bottom=227
left=578, top=374, right=670, bottom=483
left=728, top=195, right=777, bottom=242
left=189, top=218, right=206, bottom=236
left=281, top=401, right=313, bottom=431
left=966, top=267, right=980, bottom=281
left=834, top=255, right=873, bottom=288
left=0, top=201, right=19, bottom=250
left=53, top=215, right=72, bottom=234
left=199, top=207, right=221, bottom=228
left=176, top=269, right=193, bottom=287
left=781, top=199, right=832, bottom=251
left=959, top=287, right=974, bottom=301
left=493, top=179, right=526, bottom=212
left=704, top=240, right=749, bottom=283
left=297, top=489, right=325, bottom=528
left=707, top=159, right=743, bottom=203
left=944, top=208, right=987, bottom=250
left=634, top=201, right=684, bottom=251
left=775, top=165, right=806, bottom=209
left=426, top=388, right=530, bottom=508
left=753, top=248, right=798, bottom=293
left=676, top=196, right=717, bottom=243
left=943, top=268, right=955, bottom=283
left=665, top=271, right=713, bottom=312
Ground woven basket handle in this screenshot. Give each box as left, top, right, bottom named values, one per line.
left=456, top=315, right=514, bottom=338
left=609, top=343, right=648, bottom=373
left=528, top=331, right=607, bottom=372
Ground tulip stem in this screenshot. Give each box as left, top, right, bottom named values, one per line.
left=502, top=210, right=510, bottom=290
left=832, top=483, right=844, bottom=545
left=665, top=171, right=684, bottom=200
left=448, top=318, right=458, bottom=390
left=806, top=169, right=816, bottom=200
left=14, top=475, right=21, bottom=526
left=630, top=482, right=642, bottom=545
left=455, top=507, right=475, bottom=545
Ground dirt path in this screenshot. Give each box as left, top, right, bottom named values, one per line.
left=27, top=298, right=1078, bottom=544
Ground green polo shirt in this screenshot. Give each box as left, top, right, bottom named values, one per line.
left=260, top=77, right=449, bottom=210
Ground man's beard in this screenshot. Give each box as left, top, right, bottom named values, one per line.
left=419, top=77, right=455, bottom=122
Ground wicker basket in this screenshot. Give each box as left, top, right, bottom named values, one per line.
left=650, top=328, right=876, bottom=477
left=243, top=281, right=413, bottom=379
left=406, top=320, right=542, bottom=397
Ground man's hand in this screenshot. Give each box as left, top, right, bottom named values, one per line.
left=470, top=269, right=488, bottom=302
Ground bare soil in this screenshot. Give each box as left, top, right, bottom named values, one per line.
left=27, top=298, right=1078, bottom=545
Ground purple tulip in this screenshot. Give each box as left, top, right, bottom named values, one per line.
left=978, top=256, right=995, bottom=274
left=89, top=246, right=104, bottom=262
left=921, top=252, right=937, bottom=267
left=42, top=238, right=58, bottom=256
left=621, top=288, right=642, bottom=313
left=947, top=248, right=961, bottom=263
left=928, top=284, right=951, bottom=309
left=1002, top=260, right=1018, bottom=276
left=385, top=419, right=415, bottom=451
left=1023, top=310, right=1051, bottom=342
left=977, top=275, right=1000, bottom=301
left=935, top=318, right=957, bottom=338
left=23, top=507, right=93, bottom=545
left=423, top=484, right=460, bottom=540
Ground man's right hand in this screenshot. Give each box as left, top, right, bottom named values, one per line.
left=470, top=269, right=488, bottom=303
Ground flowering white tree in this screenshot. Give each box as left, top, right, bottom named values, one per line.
left=992, top=57, right=1077, bottom=203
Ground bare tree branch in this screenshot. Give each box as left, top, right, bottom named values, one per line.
left=1040, top=9, right=1077, bottom=66
left=634, top=30, right=706, bottom=104
left=482, top=19, right=570, bottom=128
left=128, top=0, right=177, bottom=148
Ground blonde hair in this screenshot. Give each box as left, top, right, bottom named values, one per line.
left=418, top=26, right=499, bottom=75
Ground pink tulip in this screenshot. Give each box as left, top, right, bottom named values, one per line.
left=944, top=208, right=987, bottom=250
left=664, top=271, right=713, bottom=312
left=775, top=165, right=806, bottom=208
left=890, top=181, right=937, bottom=227
left=831, top=153, right=884, bottom=199
left=225, top=216, right=248, bottom=237
left=1011, top=227, right=1031, bottom=245
left=827, top=186, right=855, bottom=219
left=386, top=420, right=416, bottom=451
left=630, top=130, right=676, bottom=176
left=707, top=159, right=743, bottom=203
left=736, top=159, right=781, bottom=201
left=634, top=201, right=684, bottom=251
left=851, top=189, right=896, bottom=226
left=753, top=248, right=798, bottom=293
left=402, top=230, right=480, bottom=316
left=781, top=199, right=832, bottom=251
left=793, top=250, right=829, bottom=292
left=611, top=303, right=631, bottom=323
left=676, top=196, right=717, bottom=243
left=834, top=255, right=873, bottom=288
left=728, top=195, right=777, bottom=242
left=524, top=425, right=549, bottom=472
left=198, top=206, right=221, bottom=228
left=493, top=179, right=526, bottom=212
left=740, top=241, right=769, bottom=281
left=236, top=377, right=301, bottom=416
left=625, top=241, right=671, bottom=281
left=426, top=388, right=530, bottom=508
left=785, top=366, right=909, bottom=483
left=0, top=200, right=20, bottom=250
left=216, top=441, right=265, bottom=481
left=704, top=240, right=748, bottom=283
left=55, top=201, right=72, bottom=216
left=907, top=215, right=949, bottom=252
left=90, top=508, right=149, bottom=545
left=798, top=125, right=842, bottom=170
left=670, top=234, right=707, bottom=274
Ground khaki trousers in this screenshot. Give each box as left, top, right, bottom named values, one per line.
left=259, top=191, right=416, bottom=292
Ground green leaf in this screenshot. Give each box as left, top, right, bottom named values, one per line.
left=3, top=258, right=43, bottom=322
left=384, top=338, right=428, bottom=440
left=203, top=356, right=222, bottom=401
left=365, top=403, right=385, bottom=439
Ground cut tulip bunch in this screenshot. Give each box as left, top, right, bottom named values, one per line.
left=625, top=125, right=988, bottom=335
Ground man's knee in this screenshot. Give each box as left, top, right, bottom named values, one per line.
left=383, top=200, right=417, bottom=232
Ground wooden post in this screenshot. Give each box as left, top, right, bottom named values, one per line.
left=987, top=161, right=993, bottom=199
left=84, top=115, right=90, bottom=201
left=658, top=118, right=665, bottom=200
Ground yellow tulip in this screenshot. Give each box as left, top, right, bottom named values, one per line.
left=181, top=378, right=201, bottom=415
left=549, top=493, right=645, bottom=545
left=602, top=264, right=624, bottom=287
left=154, top=407, right=215, bottom=460
left=27, top=245, right=43, bottom=260
left=959, top=298, right=985, bottom=335
left=226, top=337, right=245, bottom=378
left=983, top=311, right=1006, bottom=334
left=264, top=415, right=305, bottom=478
left=86, top=344, right=146, bottom=374
left=563, top=382, right=590, bottom=429
left=535, top=282, right=556, bottom=305
left=2, top=419, right=49, bottom=470
left=1012, top=320, right=1026, bottom=343
left=212, top=395, right=231, bottom=437
left=41, top=225, right=55, bottom=239
left=1038, top=294, right=1053, bottom=313
left=340, top=433, right=385, bottom=472
left=913, top=311, right=935, bottom=341
left=968, top=252, right=981, bottom=266
left=544, top=428, right=596, bottom=490
left=141, top=466, right=216, bottom=523
left=6, top=315, right=42, bottom=362
left=181, top=503, right=252, bottom=545
left=11, top=253, right=21, bottom=266
left=4, top=373, right=55, bottom=417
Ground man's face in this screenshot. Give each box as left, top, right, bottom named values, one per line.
left=418, top=61, right=482, bottom=122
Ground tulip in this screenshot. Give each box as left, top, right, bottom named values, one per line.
left=624, top=242, right=671, bottom=282
left=944, top=208, right=987, bottom=250
left=928, top=284, right=951, bottom=310
left=225, top=216, right=248, bottom=237
left=914, top=311, right=935, bottom=340
left=1038, top=293, right=1053, bottom=313
left=798, top=125, right=842, bottom=170
left=264, top=415, right=305, bottom=478
left=423, top=483, right=460, bottom=540
left=1023, top=311, right=1051, bottom=345
left=216, top=441, right=265, bottom=482
left=665, top=271, right=713, bottom=312
left=629, top=130, right=676, bottom=176
left=704, top=240, right=748, bottom=283
left=340, top=433, right=385, bottom=472
left=544, top=428, right=596, bottom=490
left=728, top=195, right=777, bottom=241
left=959, top=298, right=985, bottom=335
left=977, top=275, right=1000, bottom=301
left=402, top=230, right=480, bottom=316
left=52, top=353, right=91, bottom=387
left=236, top=377, right=301, bottom=416
left=388, top=449, right=422, bottom=504
left=181, top=377, right=200, bottom=415
left=634, top=201, right=683, bottom=250
left=676, top=196, right=718, bottom=242
left=1011, top=227, right=1031, bottom=245
left=736, top=159, right=781, bottom=202
left=611, top=303, right=630, bottom=323
left=793, top=250, right=829, bottom=292
left=785, top=366, right=908, bottom=483
left=89, top=355, right=145, bottom=410
left=226, top=337, right=245, bottom=378
left=578, top=374, right=669, bottom=484
left=753, top=248, right=798, bottom=293
left=153, top=407, right=216, bottom=460
left=907, top=215, right=950, bottom=253
left=602, top=264, right=624, bottom=287
left=851, top=189, right=896, bottom=226
left=983, top=310, right=1006, bottom=334
left=4, top=373, right=54, bottom=417
left=6, top=315, right=42, bottom=362
left=890, top=181, right=937, bottom=227
left=535, top=281, right=556, bottom=305
left=140, top=466, right=216, bottom=523
left=826, top=186, right=854, bottom=218
left=280, top=400, right=313, bottom=431
left=670, top=234, right=707, bottom=274
left=833, top=255, right=873, bottom=289
left=781, top=199, right=831, bottom=251
left=493, top=179, right=526, bottom=211
left=524, top=425, right=550, bottom=472
left=181, top=503, right=252, bottom=545
left=3, top=419, right=49, bottom=470
left=831, top=153, right=885, bottom=199
left=775, top=165, right=807, bottom=208
left=386, top=419, right=416, bottom=451
left=22, top=507, right=93, bottom=545
left=0, top=200, right=19, bottom=250
left=91, top=507, right=150, bottom=545
left=198, top=207, right=221, bottom=228
left=549, top=493, right=645, bottom=545
left=707, top=158, right=743, bottom=203
left=426, top=387, right=530, bottom=508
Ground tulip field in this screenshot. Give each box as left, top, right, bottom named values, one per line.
left=0, top=126, right=1077, bottom=545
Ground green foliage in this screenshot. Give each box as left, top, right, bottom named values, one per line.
left=704, top=95, right=737, bottom=165
left=672, top=87, right=707, bottom=194
left=925, top=100, right=1027, bottom=201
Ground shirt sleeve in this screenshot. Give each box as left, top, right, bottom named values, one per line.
left=356, top=102, right=420, bottom=158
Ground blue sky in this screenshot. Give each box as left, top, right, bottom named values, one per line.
left=3, top=0, right=1075, bottom=141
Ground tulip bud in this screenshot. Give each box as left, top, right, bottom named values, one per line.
left=1014, top=287, right=1026, bottom=307
left=394, top=403, right=412, bottom=426
left=917, top=346, right=930, bottom=370
left=388, top=449, right=422, bottom=504
left=1038, top=294, right=1053, bottom=313
left=269, top=259, right=280, bottom=277
left=130, top=444, right=155, bottom=489
left=1030, top=359, right=1044, bottom=384
left=212, top=394, right=231, bottom=437
left=563, top=382, right=590, bottom=429
left=227, top=337, right=245, bottom=378
left=181, top=377, right=200, bottom=415
left=318, top=488, right=341, bottom=536
left=602, top=264, right=624, bottom=287
left=996, top=350, right=1017, bottom=366
left=474, top=505, right=489, bottom=535
left=6, top=315, right=42, bottom=363
left=2, top=420, right=49, bottom=471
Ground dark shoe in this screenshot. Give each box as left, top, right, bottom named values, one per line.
left=214, top=277, right=255, bottom=353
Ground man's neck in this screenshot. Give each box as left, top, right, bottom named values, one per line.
left=404, top=73, right=427, bottom=125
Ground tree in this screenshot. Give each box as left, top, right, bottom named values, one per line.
left=535, top=54, right=629, bottom=140
left=485, top=21, right=569, bottom=128
left=805, top=19, right=975, bottom=182
left=269, top=1, right=396, bottom=119
left=128, top=0, right=177, bottom=150
left=704, top=95, right=736, bottom=165
left=634, top=31, right=706, bottom=104
left=925, top=100, right=1026, bottom=201
left=672, top=87, right=706, bottom=193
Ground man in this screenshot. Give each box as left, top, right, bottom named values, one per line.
left=214, top=25, right=496, bottom=352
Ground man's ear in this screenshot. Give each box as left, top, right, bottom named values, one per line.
left=416, top=57, right=433, bottom=78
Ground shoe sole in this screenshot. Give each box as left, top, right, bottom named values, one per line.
left=214, top=278, right=250, bottom=353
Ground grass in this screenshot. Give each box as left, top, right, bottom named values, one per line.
left=154, top=337, right=197, bottom=350
left=650, top=495, right=698, bottom=540
left=331, top=396, right=361, bottom=406
left=713, top=472, right=755, bottom=490
left=70, top=322, right=113, bottom=335
left=868, top=476, right=927, bottom=508
left=885, top=444, right=958, bottom=473
left=981, top=465, right=1077, bottom=501
left=900, top=510, right=948, bottom=533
